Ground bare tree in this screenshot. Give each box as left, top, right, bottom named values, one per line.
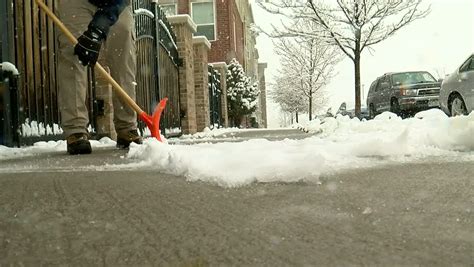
left=273, top=35, right=339, bottom=120
left=259, top=0, right=430, bottom=116
left=270, top=72, right=308, bottom=123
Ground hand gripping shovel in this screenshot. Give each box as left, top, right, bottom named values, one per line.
left=34, top=0, right=167, bottom=141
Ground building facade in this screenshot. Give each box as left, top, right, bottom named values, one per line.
left=159, top=0, right=267, bottom=128
left=159, top=0, right=245, bottom=65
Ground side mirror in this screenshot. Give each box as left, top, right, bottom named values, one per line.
left=437, top=78, right=443, bottom=83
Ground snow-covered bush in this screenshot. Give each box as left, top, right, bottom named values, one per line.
left=226, top=59, right=260, bottom=126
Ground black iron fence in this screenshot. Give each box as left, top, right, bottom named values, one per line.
left=7, top=0, right=61, bottom=145
left=133, top=0, right=181, bottom=137
left=0, top=66, right=20, bottom=147
left=208, top=65, right=223, bottom=128
left=0, top=0, right=181, bottom=146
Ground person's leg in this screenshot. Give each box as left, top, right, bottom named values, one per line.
left=57, top=0, right=96, bottom=153
left=104, top=6, right=138, bottom=136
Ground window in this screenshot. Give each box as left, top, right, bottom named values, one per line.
left=160, top=4, right=177, bottom=16
left=392, top=72, right=436, bottom=85
left=369, top=80, right=377, bottom=93
left=191, top=0, right=215, bottom=41
left=459, top=56, right=473, bottom=72
left=377, top=76, right=389, bottom=91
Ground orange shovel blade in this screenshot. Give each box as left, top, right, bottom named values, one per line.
left=139, top=98, right=168, bottom=142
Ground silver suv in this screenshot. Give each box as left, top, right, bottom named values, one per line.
left=366, top=71, right=441, bottom=118
left=439, top=54, right=474, bottom=116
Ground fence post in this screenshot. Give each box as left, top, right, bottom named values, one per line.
left=192, top=36, right=211, bottom=132
left=168, top=15, right=197, bottom=134
left=1, top=0, right=7, bottom=62
left=258, top=62, right=268, bottom=128
left=1, top=0, right=20, bottom=147
left=1, top=65, right=21, bottom=147
left=210, top=62, right=229, bottom=128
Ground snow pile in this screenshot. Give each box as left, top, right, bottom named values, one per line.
left=180, top=127, right=241, bottom=140
left=1, top=62, right=19, bottom=75
left=21, top=120, right=63, bottom=137
left=296, top=118, right=323, bottom=133
left=125, top=109, right=474, bottom=187
left=2, top=109, right=473, bottom=187
left=0, top=138, right=116, bottom=160
left=319, top=110, right=474, bottom=151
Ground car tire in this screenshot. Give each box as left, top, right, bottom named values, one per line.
left=390, top=99, right=401, bottom=115
left=449, top=94, right=468, bottom=116
left=369, top=104, right=376, bottom=119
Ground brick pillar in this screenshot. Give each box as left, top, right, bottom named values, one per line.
left=94, top=67, right=117, bottom=140
left=211, top=62, right=229, bottom=127
left=193, top=36, right=211, bottom=132
left=168, top=15, right=197, bottom=134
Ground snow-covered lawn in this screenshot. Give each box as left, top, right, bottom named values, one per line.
left=1, top=109, right=473, bottom=187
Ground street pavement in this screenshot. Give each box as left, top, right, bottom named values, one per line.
left=0, top=129, right=473, bottom=266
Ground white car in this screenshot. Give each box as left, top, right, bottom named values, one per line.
left=440, top=54, right=474, bottom=116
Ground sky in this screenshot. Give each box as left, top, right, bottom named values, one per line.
left=252, top=0, right=474, bottom=128
left=3, top=109, right=474, bottom=187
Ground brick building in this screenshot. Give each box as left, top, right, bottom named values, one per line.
left=158, top=0, right=245, bottom=65
left=159, top=0, right=267, bottom=128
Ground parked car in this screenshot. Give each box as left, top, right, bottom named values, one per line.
left=333, top=102, right=370, bottom=120
left=439, top=53, right=474, bottom=116
left=366, top=71, right=441, bottom=118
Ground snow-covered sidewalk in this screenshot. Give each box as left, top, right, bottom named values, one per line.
left=124, top=109, right=474, bottom=187
left=1, top=109, right=473, bottom=187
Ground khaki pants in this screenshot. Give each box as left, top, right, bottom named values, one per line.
left=57, top=0, right=137, bottom=137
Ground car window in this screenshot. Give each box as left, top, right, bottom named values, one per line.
left=392, top=72, right=436, bottom=85
left=468, top=57, right=474, bottom=71
left=376, top=78, right=384, bottom=91
left=369, top=80, right=377, bottom=93
left=378, top=76, right=390, bottom=90
left=459, top=57, right=472, bottom=72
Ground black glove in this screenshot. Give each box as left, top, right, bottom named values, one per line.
left=74, top=27, right=105, bottom=66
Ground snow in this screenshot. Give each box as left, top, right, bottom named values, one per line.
left=1, top=109, right=473, bottom=187
left=21, top=120, right=63, bottom=137
left=0, top=138, right=116, bottom=160
left=158, top=19, right=178, bottom=50
left=179, top=127, right=242, bottom=140
left=1, top=62, right=19, bottom=75
left=134, top=8, right=155, bottom=18
left=123, top=109, right=474, bottom=187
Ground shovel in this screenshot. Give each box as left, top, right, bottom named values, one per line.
left=34, top=0, right=167, bottom=141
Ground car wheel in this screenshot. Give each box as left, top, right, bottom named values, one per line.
left=450, top=95, right=468, bottom=116
left=369, top=104, right=376, bottom=119
left=390, top=99, right=401, bottom=115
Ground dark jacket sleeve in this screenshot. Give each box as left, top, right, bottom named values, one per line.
left=88, top=0, right=129, bottom=38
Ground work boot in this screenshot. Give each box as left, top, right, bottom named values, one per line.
left=116, top=129, right=142, bottom=149
left=67, top=133, right=92, bottom=155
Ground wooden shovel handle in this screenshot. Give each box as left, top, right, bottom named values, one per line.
left=34, top=0, right=144, bottom=115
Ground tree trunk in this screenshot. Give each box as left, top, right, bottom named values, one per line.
left=233, top=116, right=242, bottom=128
left=296, top=111, right=299, bottom=123
left=309, top=93, right=313, bottom=121
left=354, top=43, right=362, bottom=117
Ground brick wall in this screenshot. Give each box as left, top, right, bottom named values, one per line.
left=193, top=37, right=211, bottom=132
left=177, top=0, right=189, bottom=14
left=176, top=0, right=245, bottom=66
left=168, top=15, right=198, bottom=134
